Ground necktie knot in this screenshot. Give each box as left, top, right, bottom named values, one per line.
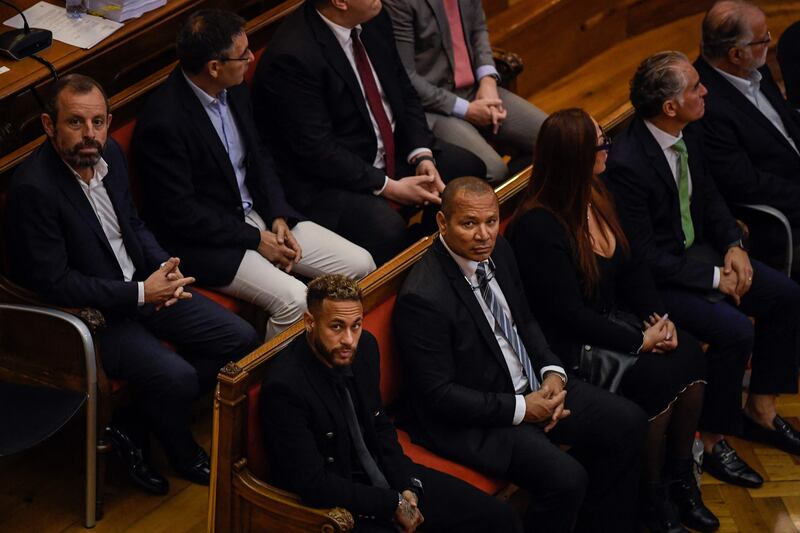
left=475, top=262, right=487, bottom=284
left=672, top=138, right=687, bottom=155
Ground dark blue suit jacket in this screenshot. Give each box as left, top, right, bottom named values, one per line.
left=694, top=57, right=800, bottom=229
left=133, top=68, right=303, bottom=287
left=5, top=139, right=168, bottom=315
left=604, top=116, right=742, bottom=290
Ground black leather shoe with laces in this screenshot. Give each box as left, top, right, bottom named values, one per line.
left=703, top=439, right=763, bottom=488
left=107, top=424, right=169, bottom=495
left=669, top=471, right=720, bottom=532
left=174, top=446, right=211, bottom=485
left=641, top=481, right=689, bottom=533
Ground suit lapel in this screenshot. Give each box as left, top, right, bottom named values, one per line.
left=102, top=172, right=145, bottom=274
left=300, top=339, right=349, bottom=437
left=425, top=0, right=456, bottom=74
left=760, top=70, right=800, bottom=151
left=360, top=21, right=402, bottom=114
left=432, top=241, right=514, bottom=383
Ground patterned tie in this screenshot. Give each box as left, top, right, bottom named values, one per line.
left=475, top=262, right=540, bottom=391
left=442, top=0, right=475, bottom=89
left=672, top=139, right=695, bottom=249
left=351, top=29, right=396, bottom=178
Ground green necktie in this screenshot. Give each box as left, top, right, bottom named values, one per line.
left=672, top=139, right=695, bottom=249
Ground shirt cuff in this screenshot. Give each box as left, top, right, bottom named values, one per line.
left=373, top=176, right=389, bottom=196
left=512, top=394, right=526, bottom=425
left=540, top=365, right=567, bottom=385
left=407, top=148, right=432, bottom=164
left=137, top=282, right=145, bottom=306
left=452, top=97, right=470, bottom=118
left=712, top=266, right=720, bottom=289
left=476, top=65, right=499, bottom=81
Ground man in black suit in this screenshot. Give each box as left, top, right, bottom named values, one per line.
left=5, top=75, right=260, bottom=494
left=261, top=274, right=520, bottom=532
left=694, top=1, right=800, bottom=267
left=605, top=51, right=800, bottom=490
left=252, top=0, right=486, bottom=265
left=393, top=177, right=648, bottom=533
left=134, top=10, right=375, bottom=340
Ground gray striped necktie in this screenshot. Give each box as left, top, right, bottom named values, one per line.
left=475, top=262, right=540, bottom=391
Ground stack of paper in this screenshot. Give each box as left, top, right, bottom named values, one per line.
left=3, top=1, right=122, bottom=49
left=86, top=0, right=166, bottom=23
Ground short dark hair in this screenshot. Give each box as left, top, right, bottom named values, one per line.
left=440, top=176, right=496, bottom=218
left=307, top=275, right=363, bottom=314
left=629, top=51, right=689, bottom=119
left=45, top=74, right=109, bottom=122
left=176, top=9, right=246, bottom=75
left=701, top=1, right=756, bottom=61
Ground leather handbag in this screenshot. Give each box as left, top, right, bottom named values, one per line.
left=577, top=309, right=641, bottom=393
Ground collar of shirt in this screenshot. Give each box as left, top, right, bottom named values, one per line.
left=713, top=65, right=762, bottom=98
left=316, top=10, right=362, bottom=47
left=67, top=156, right=109, bottom=185
left=182, top=70, right=228, bottom=109
left=644, top=119, right=684, bottom=153
left=439, top=235, right=487, bottom=281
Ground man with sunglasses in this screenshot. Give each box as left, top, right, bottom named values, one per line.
left=133, top=9, right=376, bottom=341
left=694, top=1, right=800, bottom=270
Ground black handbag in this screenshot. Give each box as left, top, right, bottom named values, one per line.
left=577, top=309, right=641, bottom=393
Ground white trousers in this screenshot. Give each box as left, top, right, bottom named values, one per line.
left=215, top=211, right=375, bottom=340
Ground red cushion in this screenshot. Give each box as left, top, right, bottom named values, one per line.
left=192, top=287, right=243, bottom=314
left=245, top=48, right=265, bottom=87
left=396, top=429, right=507, bottom=494
left=110, top=119, right=136, bottom=156
left=363, top=294, right=402, bottom=406
left=246, top=382, right=268, bottom=479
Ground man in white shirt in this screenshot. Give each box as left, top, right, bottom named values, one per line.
left=5, top=74, right=260, bottom=494
left=694, top=0, right=800, bottom=267
left=606, top=51, right=800, bottom=497
left=394, top=177, right=648, bottom=533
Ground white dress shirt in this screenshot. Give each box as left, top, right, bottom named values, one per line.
left=440, top=236, right=566, bottom=425
left=713, top=66, right=799, bottom=154
left=316, top=11, right=430, bottom=194
left=644, top=120, right=721, bottom=289
left=70, top=157, right=145, bottom=305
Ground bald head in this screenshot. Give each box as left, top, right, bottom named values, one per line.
left=440, top=177, right=496, bottom=219
left=702, top=1, right=765, bottom=62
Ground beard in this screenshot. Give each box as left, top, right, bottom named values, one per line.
left=63, top=137, right=104, bottom=169
left=310, top=332, right=356, bottom=368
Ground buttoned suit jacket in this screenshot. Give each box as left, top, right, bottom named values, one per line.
left=383, top=0, right=494, bottom=115
left=260, top=332, right=416, bottom=519
left=5, top=139, right=169, bottom=315
left=694, top=57, right=800, bottom=228
left=252, top=2, right=436, bottom=226
left=393, top=236, right=563, bottom=476
left=133, top=67, right=303, bottom=287
left=604, top=116, right=742, bottom=290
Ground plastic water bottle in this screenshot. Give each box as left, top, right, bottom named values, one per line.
left=66, top=0, right=86, bottom=19
left=692, top=436, right=704, bottom=486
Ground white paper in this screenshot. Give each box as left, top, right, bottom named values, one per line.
left=87, top=0, right=166, bottom=22
left=3, top=1, right=123, bottom=49
left=0, top=66, right=9, bottom=75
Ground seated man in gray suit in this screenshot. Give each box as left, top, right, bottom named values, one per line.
left=384, top=0, right=547, bottom=184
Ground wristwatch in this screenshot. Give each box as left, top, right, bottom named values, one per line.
left=407, top=477, right=424, bottom=503
left=412, top=154, right=436, bottom=167
left=727, top=238, right=748, bottom=252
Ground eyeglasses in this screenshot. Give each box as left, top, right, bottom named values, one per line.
left=746, top=30, right=771, bottom=47
left=595, top=130, right=612, bottom=152
left=219, top=48, right=252, bottom=62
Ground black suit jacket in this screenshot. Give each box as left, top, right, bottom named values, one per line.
left=252, top=2, right=436, bottom=226
left=694, top=57, right=800, bottom=227
left=393, top=237, right=563, bottom=475
left=5, top=139, right=168, bottom=315
left=133, top=68, right=302, bottom=287
left=604, top=116, right=742, bottom=290
left=260, top=332, right=415, bottom=519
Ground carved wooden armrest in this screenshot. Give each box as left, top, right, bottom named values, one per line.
left=492, top=48, right=523, bottom=90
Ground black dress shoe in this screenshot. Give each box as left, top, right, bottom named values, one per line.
left=174, top=447, right=211, bottom=485
left=742, top=414, right=800, bottom=456
left=641, top=482, right=689, bottom=533
left=669, top=472, right=720, bottom=532
left=703, top=439, right=763, bottom=488
left=107, top=425, right=169, bottom=495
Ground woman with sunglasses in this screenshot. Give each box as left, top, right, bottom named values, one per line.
left=508, top=108, right=717, bottom=533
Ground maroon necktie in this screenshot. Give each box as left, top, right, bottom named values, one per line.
left=442, top=0, right=474, bottom=89
left=351, top=29, right=396, bottom=178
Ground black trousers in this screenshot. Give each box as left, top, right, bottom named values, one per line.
left=497, top=379, right=647, bottom=533
left=309, top=140, right=486, bottom=266
left=354, top=463, right=521, bottom=533
left=659, top=258, right=800, bottom=436
left=98, top=290, right=260, bottom=465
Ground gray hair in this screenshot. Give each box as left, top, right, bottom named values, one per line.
left=701, top=1, right=757, bottom=61
left=629, top=51, right=689, bottom=119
